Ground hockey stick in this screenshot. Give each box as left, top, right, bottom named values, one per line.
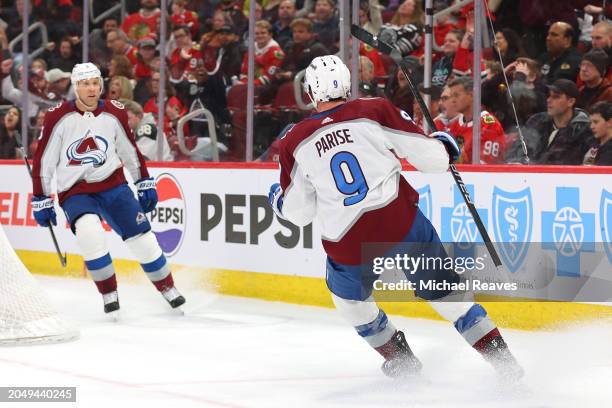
left=351, top=24, right=502, bottom=267
left=15, top=139, right=67, bottom=267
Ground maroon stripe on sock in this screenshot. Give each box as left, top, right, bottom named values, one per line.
left=94, top=275, right=117, bottom=294
left=375, top=331, right=399, bottom=360
left=473, top=328, right=501, bottom=353
left=152, top=274, right=174, bottom=292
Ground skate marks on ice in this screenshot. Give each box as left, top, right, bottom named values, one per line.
left=0, top=276, right=610, bottom=408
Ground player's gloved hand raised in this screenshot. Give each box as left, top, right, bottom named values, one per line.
left=31, top=195, right=57, bottom=227
left=268, top=183, right=284, bottom=218
left=431, top=131, right=461, bottom=163
left=135, top=177, right=158, bottom=213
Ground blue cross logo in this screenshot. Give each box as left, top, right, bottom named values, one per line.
left=441, top=185, right=488, bottom=258
left=542, top=187, right=595, bottom=277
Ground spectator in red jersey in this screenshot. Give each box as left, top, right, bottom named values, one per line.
left=169, top=25, right=202, bottom=84
left=171, top=0, right=201, bottom=39
left=447, top=77, right=506, bottom=164
left=121, top=0, right=161, bottom=42
left=239, top=20, right=284, bottom=88
left=134, top=36, right=157, bottom=80
left=106, top=29, right=139, bottom=65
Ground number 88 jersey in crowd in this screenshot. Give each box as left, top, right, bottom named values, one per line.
left=278, top=97, right=451, bottom=265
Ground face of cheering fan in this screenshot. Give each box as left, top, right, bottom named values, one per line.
left=75, top=77, right=102, bottom=107
left=4, top=107, right=20, bottom=131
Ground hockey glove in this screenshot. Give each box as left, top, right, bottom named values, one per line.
left=31, top=195, right=57, bottom=227
left=268, top=183, right=284, bottom=218
left=431, top=131, right=461, bottom=163
left=135, top=177, right=158, bottom=213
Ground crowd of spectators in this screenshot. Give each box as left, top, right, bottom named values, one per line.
left=0, top=0, right=609, bottom=165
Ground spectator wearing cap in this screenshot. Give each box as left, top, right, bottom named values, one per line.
left=121, top=0, right=161, bottom=42
left=520, top=79, right=593, bottom=164
left=217, top=0, right=248, bottom=37
left=578, top=48, right=611, bottom=110
left=276, top=18, right=329, bottom=82
left=169, top=25, right=202, bottom=84
left=312, top=0, right=339, bottom=52
left=538, top=22, right=582, bottom=84
left=274, top=0, right=296, bottom=52
left=106, top=28, right=139, bottom=65
left=171, top=0, right=201, bottom=39
left=45, top=68, right=72, bottom=100
left=88, top=17, right=119, bottom=72
left=134, top=36, right=158, bottom=80
left=583, top=101, right=612, bottom=165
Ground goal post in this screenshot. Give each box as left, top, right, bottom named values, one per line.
left=0, top=225, right=79, bottom=346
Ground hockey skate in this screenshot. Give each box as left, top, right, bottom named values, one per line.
left=479, top=333, right=524, bottom=382
left=102, top=291, right=120, bottom=318
left=162, top=287, right=186, bottom=309
left=377, top=331, right=423, bottom=378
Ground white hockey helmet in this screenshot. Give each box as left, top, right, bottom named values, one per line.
left=303, top=55, right=351, bottom=106
left=71, top=62, right=103, bottom=91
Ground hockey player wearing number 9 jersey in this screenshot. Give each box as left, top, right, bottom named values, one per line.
left=31, top=63, right=186, bottom=315
left=268, top=55, right=522, bottom=380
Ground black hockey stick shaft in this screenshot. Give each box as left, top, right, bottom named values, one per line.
left=17, top=142, right=67, bottom=267
left=351, top=24, right=502, bottom=267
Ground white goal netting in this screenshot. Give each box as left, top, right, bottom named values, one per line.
left=0, top=225, right=79, bottom=346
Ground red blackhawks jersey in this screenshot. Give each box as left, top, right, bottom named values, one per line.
left=121, top=9, right=161, bottom=41
left=32, top=100, right=149, bottom=205
left=169, top=45, right=202, bottom=82
left=278, top=97, right=450, bottom=265
left=448, top=111, right=506, bottom=164
left=240, top=39, right=284, bottom=86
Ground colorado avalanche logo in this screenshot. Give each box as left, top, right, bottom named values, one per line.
left=492, top=187, right=532, bottom=272
left=148, top=173, right=186, bottom=256
left=416, top=185, right=432, bottom=220
left=600, top=189, right=612, bottom=264
left=67, top=130, right=108, bottom=167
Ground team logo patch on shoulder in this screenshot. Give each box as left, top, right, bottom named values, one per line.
left=110, top=99, right=125, bottom=109
left=48, top=101, right=63, bottom=112
left=322, top=117, right=333, bottom=125
left=483, top=114, right=495, bottom=124
left=274, top=50, right=284, bottom=59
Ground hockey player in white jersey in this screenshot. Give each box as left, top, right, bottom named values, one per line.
left=31, top=63, right=185, bottom=314
left=268, top=55, right=522, bottom=379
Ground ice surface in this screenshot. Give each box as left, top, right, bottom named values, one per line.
left=1, top=276, right=611, bottom=408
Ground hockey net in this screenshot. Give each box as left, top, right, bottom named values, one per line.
left=0, top=225, right=79, bottom=346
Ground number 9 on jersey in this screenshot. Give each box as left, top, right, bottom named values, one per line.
left=330, top=151, right=369, bottom=206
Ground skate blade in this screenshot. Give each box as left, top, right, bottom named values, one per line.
left=107, top=310, right=120, bottom=322
left=171, top=306, right=185, bottom=316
